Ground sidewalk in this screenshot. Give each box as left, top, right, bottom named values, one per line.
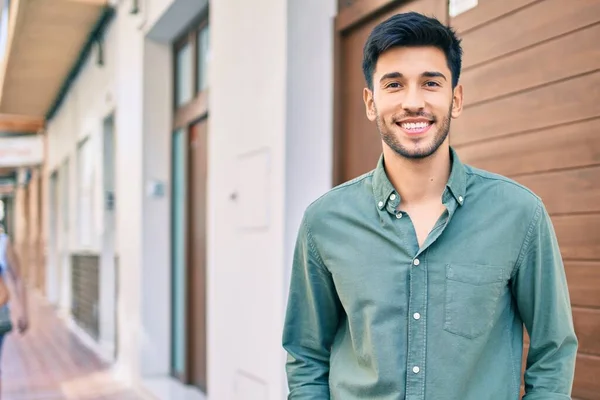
left=1, top=293, right=146, bottom=400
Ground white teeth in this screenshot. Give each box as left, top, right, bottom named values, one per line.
left=401, top=122, right=430, bottom=130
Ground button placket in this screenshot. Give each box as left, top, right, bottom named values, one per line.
left=406, top=254, right=427, bottom=399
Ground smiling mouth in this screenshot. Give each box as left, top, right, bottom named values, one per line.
left=396, top=120, right=434, bottom=135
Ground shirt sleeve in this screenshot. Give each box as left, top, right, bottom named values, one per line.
left=282, top=216, right=342, bottom=399
left=511, top=201, right=579, bottom=399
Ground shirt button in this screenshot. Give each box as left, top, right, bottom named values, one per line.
left=378, top=201, right=384, bottom=208
left=413, top=259, right=420, bottom=266
left=396, top=213, right=402, bottom=219
left=413, top=366, right=420, bottom=374
left=413, top=312, right=421, bottom=320
left=390, top=194, right=396, bottom=201
left=458, top=196, right=464, bottom=203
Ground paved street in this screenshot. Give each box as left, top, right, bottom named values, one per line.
left=1, top=293, right=145, bottom=400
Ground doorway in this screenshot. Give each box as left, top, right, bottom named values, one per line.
left=58, top=158, right=71, bottom=314
left=170, top=120, right=208, bottom=391
left=100, top=114, right=118, bottom=360
left=188, top=119, right=208, bottom=390
left=47, top=171, right=59, bottom=304
left=170, top=15, right=209, bottom=394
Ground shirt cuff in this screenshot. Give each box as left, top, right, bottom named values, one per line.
left=522, top=393, right=572, bottom=400
left=288, top=386, right=330, bottom=399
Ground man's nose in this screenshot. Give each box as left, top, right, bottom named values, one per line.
left=402, top=86, right=425, bottom=112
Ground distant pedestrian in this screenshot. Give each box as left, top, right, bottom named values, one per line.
left=0, top=224, right=29, bottom=398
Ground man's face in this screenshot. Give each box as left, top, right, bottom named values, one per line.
left=363, top=46, right=463, bottom=159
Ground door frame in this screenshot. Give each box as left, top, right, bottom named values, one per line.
left=170, top=12, right=210, bottom=390
left=47, top=170, right=60, bottom=304
left=99, top=113, right=118, bottom=361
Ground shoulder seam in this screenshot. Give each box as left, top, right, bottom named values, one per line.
left=465, top=169, right=540, bottom=200
left=511, top=200, right=543, bottom=279
left=302, top=217, right=330, bottom=275
left=307, top=171, right=374, bottom=208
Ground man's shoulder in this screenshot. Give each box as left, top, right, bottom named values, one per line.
left=303, top=170, right=375, bottom=222
left=464, top=164, right=542, bottom=210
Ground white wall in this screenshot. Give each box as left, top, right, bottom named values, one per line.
left=208, top=1, right=288, bottom=398
left=208, top=0, right=336, bottom=398
left=284, top=0, right=336, bottom=294
left=44, top=12, right=120, bottom=362
left=138, top=37, right=172, bottom=378
left=112, top=2, right=146, bottom=383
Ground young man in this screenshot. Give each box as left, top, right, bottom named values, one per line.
left=282, top=12, right=577, bottom=400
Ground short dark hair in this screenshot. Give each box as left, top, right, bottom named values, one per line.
left=362, top=12, right=463, bottom=89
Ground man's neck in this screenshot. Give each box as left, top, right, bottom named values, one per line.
left=383, top=144, right=451, bottom=206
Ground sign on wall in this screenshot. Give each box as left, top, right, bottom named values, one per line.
left=0, top=135, right=44, bottom=167
left=449, top=0, right=478, bottom=17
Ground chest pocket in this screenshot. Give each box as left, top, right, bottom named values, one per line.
left=444, top=264, right=507, bottom=339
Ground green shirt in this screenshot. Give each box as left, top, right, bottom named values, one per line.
left=283, top=148, right=577, bottom=400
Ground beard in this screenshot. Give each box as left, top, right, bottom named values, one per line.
left=375, top=105, right=452, bottom=159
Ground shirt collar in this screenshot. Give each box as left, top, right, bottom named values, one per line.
left=372, top=147, right=467, bottom=210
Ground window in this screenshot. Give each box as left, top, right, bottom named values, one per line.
left=175, top=42, right=194, bottom=107
left=197, top=24, right=210, bottom=92
left=173, top=20, right=209, bottom=110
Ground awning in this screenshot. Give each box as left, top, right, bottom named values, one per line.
left=0, top=0, right=109, bottom=118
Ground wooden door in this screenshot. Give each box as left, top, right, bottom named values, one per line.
left=334, top=0, right=447, bottom=184
left=188, top=119, right=208, bottom=391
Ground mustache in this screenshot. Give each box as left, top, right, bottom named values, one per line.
left=391, top=111, right=436, bottom=122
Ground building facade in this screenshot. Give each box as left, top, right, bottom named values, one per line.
left=1, top=0, right=598, bottom=399
left=40, top=0, right=336, bottom=398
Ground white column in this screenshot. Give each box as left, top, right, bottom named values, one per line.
left=113, top=5, right=145, bottom=383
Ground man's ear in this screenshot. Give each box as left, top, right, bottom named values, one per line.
left=364, top=88, right=376, bottom=122
left=451, top=84, right=463, bottom=119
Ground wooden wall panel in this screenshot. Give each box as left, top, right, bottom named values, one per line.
left=451, top=0, right=538, bottom=34
left=452, top=71, right=600, bottom=146
left=573, top=354, right=600, bottom=400
left=456, top=118, right=600, bottom=177
left=553, top=215, right=600, bottom=261
left=335, top=0, right=600, bottom=393
left=566, top=262, right=600, bottom=308
left=451, top=1, right=600, bottom=391
left=572, top=308, right=600, bottom=357
left=461, top=23, right=600, bottom=105
left=460, top=0, right=600, bottom=69
left=515, top=167, right=600, bottom=215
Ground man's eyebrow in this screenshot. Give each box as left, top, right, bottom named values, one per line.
left=379, top=72, right=403, bottom=82
left=422, top=71, right=447, bottom=80
left=379, top=71, right=447, bottom=82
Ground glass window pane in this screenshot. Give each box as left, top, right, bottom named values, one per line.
left=176, top=42, right=193, bottom=107
left=197, top=25, right=209, bottom=92
left=171, top=129, right=187, bottom=376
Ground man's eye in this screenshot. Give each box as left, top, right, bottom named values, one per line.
left=424, top=81, right=441, bottom=87
left=387, top=82, right=401, bottom=89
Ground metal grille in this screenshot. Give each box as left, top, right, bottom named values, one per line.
left=71, top=254, right=100, bottom=340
